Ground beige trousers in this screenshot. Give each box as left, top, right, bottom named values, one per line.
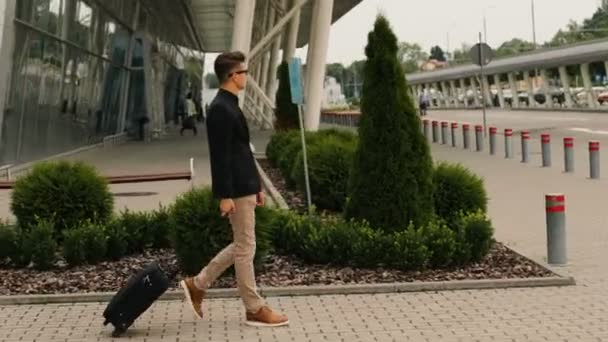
left=194, top=195, right=265, bottom=313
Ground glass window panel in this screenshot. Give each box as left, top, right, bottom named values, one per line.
left=69, top=0, right=92, bottom=48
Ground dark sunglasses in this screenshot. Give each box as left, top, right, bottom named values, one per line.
left=230, top=69, right=248, bottom=77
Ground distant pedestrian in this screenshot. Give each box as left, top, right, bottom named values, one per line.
left=180, top=93, right=198, bottom=136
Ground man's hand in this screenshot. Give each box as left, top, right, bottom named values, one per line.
left=256, top=192, right=265, bottom=207
left=220, top=199, right=236, bottom=217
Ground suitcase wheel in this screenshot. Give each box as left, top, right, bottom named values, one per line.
left=112, top=326, right=127, bottom=338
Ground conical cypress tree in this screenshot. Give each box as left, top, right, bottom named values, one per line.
left=344, top=15, right=434, bottom=232
left=274, top=61, right=299, bottom=131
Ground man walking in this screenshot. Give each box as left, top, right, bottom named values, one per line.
left=180, top=51, right=289, bottom=327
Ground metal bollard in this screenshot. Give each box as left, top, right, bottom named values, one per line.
left=589, top=141, right=600, bottom=179
left=463, top=124, right=470, bottom=149
left=541, top=133, right=551, bottom=167
left=564, top=137, right=574, bottom=173
left=475, top=125, right=484, bottom=152
left=504, top=129, right=513, bottom=159
left=489, top=127, right=497, bottom=155
left=521, top=130, right=530, bottom=163
left=432, top=121, right=439, bottom=143
left=441, top=122, right=448, bottom=145
left=423, top=120, right=430, bottom=140
left=546, top=194, right=567, bottom=265
left=451, top=122, right=458, bottom=147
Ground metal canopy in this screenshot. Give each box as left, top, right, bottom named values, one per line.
left=406, top=38, right=608, bottom=85
left=188, top=0, right=363, bottom=52
left=94, top=0, right=363, bottom=52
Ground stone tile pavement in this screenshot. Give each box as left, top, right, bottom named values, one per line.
left=2, top=122, right=608, bottom=341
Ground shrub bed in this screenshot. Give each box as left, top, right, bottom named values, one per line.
left=272, top=209, right=494, bottom=271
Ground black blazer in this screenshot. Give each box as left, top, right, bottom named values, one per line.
left=206, top=89, right=261, bottom=199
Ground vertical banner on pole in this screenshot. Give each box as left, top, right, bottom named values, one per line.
left=288, top=58, right=312, bottom=212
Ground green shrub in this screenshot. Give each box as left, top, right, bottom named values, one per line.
left=170, top=188, right=230, bottom=275
left=391, top=225, right=430, bottom=270
left=291, top=136, right=356, bottom=211
left=62, top=228, right=87, bottom=266
left=63, top=221, right=108, bottom=266
left=266, top=130, right=299, bottom=167
left=461, top=210, right=494, bottom=262
left=24, top=220, right=57, bottom=270
left=82, top=222, right=108, bottom=264
left=433, top=162, right=488, bottom=220
left=420, top=218, right=456, bottom=268
left=273, top=212, right=430, bottom=271
left=11, top=161, right=113, bottom=238
left=345, top=15, right=434, bottom=233
left=6, top=226, right=33, bottom=268
left=170, top=187, right=275, bottom=275
left=0, top=221, right=17, bottom=262
left=149, top=205, right=173, bottom=249
left=118, top=209, right=153, bottom=253
left=104, top=218, right=129, bottom=260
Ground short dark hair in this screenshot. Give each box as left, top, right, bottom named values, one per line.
left=214, top=51, right=246, bottom=84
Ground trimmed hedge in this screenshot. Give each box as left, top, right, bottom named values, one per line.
left=433, top=162, right=488, bottom=220
left=272, top=210, right=493, bottom=271
left=267, top=129, right=358, bottom=211
left=0, top=221, right=17, bottom=262
left=169, top=187, right=274, bottom=276
left=11, top=161, right=113, bottom=238
left=63, top=221, right=107, bottom=266
left=291, top=135, right=356, bottom=211
left=25, top=220, right=58, bottom=270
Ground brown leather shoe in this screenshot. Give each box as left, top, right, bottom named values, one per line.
left=245, top=306, right=289, bottom=327
left=180, top=277, right=204, bottom=319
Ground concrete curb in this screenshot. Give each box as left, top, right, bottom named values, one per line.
left=254, top=156, right=289, bottom=210
left=0, top=276, right=575, bottom=306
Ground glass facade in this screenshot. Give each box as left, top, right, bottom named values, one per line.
left=0, top=0, right=204, bottom=165
left=1, top=0, right=130, bottom=164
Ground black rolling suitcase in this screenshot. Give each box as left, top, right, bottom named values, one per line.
left=102, top=262, right=174, bottom=337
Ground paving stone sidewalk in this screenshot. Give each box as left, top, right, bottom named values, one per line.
left=2, top=125, right=608, bottom=341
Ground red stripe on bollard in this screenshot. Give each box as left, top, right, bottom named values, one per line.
left=475, top=125, right=483, bottom=132
left=505, top=129, right=513, bottom=136
left=489, top=127, right=497, bottom=134
left=546, top=194, right=565, bottom=202
left=432, top=121, right=438, bottom=126
left=546, top=194, right=565, bottom=213
left=522, top=131, right=530, bottom=139
left=441, top=121, right=448, bottom=127
left=542, top=133, right=551, bottom=143
left=463, top=124, right=470, bottom=129
left=546, top=205, right=565, bottom=213
left=590, top=141, right=600, bottom=151
left=564, top=137, right=574, bottom=148
left=451, top=122, right=458, bottom=128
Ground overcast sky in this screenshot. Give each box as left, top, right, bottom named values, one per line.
left=307, top=0, right=602, bottom=65
left=203, top=0, right=602, bottom=74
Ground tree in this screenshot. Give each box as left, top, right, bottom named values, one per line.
left=274, top=61, right=299, bottom=130
left=345, top=15, right=434, bottom=232
left=343, top=60, right=365, bottom=99
left=430, top=46, right=446, bottom=62
left=398, top=42, right=428, bottom=74
left=450, top=43, right=472, bottom=65
left=495, top=38, right=535, bottom=58
left=326, top=63, right=346, bottom=85
left=204, top=73, right=219, bottom=89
